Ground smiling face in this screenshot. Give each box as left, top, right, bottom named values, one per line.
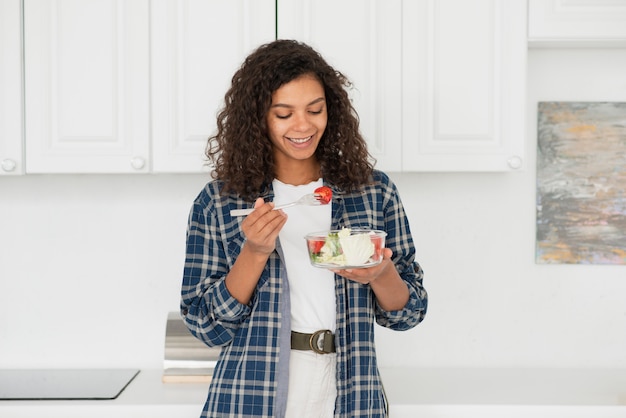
left=266, top=74, right=327, bottom=178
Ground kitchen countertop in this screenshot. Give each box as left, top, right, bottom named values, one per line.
left=0, top=369, right=140, bottom=400
left=0, top=369, right=208, bottom=418
left=1, top=368, right=624, bottom=418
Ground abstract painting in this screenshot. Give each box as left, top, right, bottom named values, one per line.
left=536, top=102, right=626, bottom=265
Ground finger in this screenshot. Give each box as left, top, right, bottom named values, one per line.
left=243, top=201, right=276, bottom=226
left=253, top=197, right=265, bottom=208
left=260, top=209, right=287, bottom=236
left=248, top=208, right=287, bottom=239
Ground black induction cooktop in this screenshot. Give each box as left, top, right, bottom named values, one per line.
left=0, top=369, right=139, bottom=400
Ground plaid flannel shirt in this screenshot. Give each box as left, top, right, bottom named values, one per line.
left=181, top=170, right=427, bottom=417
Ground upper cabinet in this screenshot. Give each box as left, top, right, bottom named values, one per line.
left=23, top=0, right=275, bottom=174
left=402, top=0, right=527, bottom=172
left=529, top=0, right=626, bottom=46
left=0, top=0, right=24, bottom=175
left=150, top=0, right=275, bottom=173
left=24, top=0, right=151, bottom=173
left=14, top=0, right=527, bottom=174
left=279, top=0, right=526, bottom=172
left=277, top=0, right=403, bottom=172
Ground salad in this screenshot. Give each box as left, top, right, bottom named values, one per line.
left=305, top=228, right=386, bottom=268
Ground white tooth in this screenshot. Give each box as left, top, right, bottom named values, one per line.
left=289, top=135, right=311, bottom=144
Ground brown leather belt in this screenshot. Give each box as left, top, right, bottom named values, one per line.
left=291, top=330, right=336, bottom=354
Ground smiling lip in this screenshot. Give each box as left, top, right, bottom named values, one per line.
left=286, top=135, right=313, bottom=144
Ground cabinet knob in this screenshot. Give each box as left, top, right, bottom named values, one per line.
left=507, top=156, right=523, bottom=170
left=130, top=157, right=146, bottom=170
left=1, top=159, right=17, bottom=172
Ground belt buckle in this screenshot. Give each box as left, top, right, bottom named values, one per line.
left=309, top=329, right=332, bottom=354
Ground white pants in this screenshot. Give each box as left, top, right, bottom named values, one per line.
left=285, top=350, right=337, bottom=418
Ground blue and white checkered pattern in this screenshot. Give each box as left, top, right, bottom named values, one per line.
left=181, top=170, right=427, bottom=417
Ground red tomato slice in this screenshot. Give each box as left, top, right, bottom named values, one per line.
left=372, top=235, right=383, bottom=256
left=314, top=186, right=332, bottom=205
left=308, top=239, right=325, bottom=253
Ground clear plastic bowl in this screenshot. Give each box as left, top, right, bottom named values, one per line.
left=304, top=229, right=387, bottom=269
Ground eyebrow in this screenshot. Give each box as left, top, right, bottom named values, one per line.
left=271, top=97, right=326, bottom=109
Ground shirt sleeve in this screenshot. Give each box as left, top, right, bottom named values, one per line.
left=373, top=174, right=428, bottom=330
left=374, top=261, right=427, bottom=329
left=179, top=188, right=252, bottom=347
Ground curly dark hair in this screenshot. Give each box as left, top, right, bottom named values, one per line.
left=206, top=39, right=375, bottom=201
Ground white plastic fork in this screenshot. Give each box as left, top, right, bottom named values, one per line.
left=230, top=193, right=326, bottom=217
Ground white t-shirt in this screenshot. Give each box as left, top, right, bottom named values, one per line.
left=273, top=179, right=338, bottom=418
left=272, top=178, right=336, bottom=333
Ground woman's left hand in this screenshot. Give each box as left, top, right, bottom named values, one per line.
left=332, top=248, right=410, bottom=311
left=331, top=248, right=394, bottom=285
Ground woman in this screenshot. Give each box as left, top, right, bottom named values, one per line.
left=181, top=39, right=427, bottom=418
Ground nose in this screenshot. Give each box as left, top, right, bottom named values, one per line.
left=292, top=111, right=312, bottom=132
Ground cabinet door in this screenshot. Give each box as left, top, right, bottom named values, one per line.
left=529, top=0, right=626, bottom=45
left=151, top=0, right=276, bottom=173
left=24, top=0, right=150, bottom=173
left=0, top=0, right=23, bottom=175
left=402, top=0, right=526, bottom=172
left=277, top=0, right=403, bottom=172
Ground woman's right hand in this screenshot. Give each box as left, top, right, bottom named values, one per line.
left=241, top=198, right=288, bottom=256
left=226, top=198, right=287, bottom=305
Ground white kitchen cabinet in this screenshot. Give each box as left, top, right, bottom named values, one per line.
left=24, top=0, right=151, bottom=173
left=528, top=0, right=626, bottom=46
left=278, top=0, right=526, bottom=172
left=0, top=0, right=24, bottom=175
left=402, top=0, right=527, bottom=172
left=277, top=0, right=403, bottom=172
left=18, top=0, right=527, bottom=174
left=150, top=0, right=276, bottom=173
left=23, top=0, right=275, bottom=174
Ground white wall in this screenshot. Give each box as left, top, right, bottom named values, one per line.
left=1, top=48, right=625, bottom=370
